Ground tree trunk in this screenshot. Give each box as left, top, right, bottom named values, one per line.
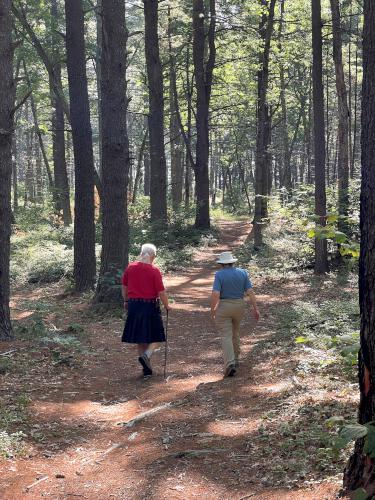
left=168, top=7, right=183, bottom=211
left=35, top=131, right=43, bottom=203
left=29, top=88, right=54, bottom=189
left=51, top=74, right=72, bottom=225
left=132, top=129, right=148, bottom=205
left=143, top=0, right=167, bottom=225
left=12, top=4, right=71, bottom=123
left=65, top=0, right=96, bottom=292
left=0, top=0, right=15, bottom=340
left=254, top=0, right=276, bottom=248
left=51, top=0, right=72, bottom=226
left=94, top=0, right=130, bottom=305
left=330, top=0, right=350, bottom=236
left=311, top=0, right=328, bottom=273
left=12, top=133, right=18, bottom=212
left=25, top=102, right=35, bottom=205
left=344, top=1, right=375, bottom=494
left=277, top=0, right=291, bottom=192
left=144, top=142, right=150, bottom=196
left=193, top=0, right=216, bottom=229
left=184, top=43, right=193, bottom=209
left=351, top=16, right=360, bottom=179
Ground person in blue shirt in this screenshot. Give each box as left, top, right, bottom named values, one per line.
left=211, top=251, right=260, bottom=377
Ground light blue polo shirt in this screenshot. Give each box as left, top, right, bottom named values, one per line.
left=212, top=267, right=252, bottom=299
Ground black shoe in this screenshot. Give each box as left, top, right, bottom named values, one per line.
left=138, top=354, right=152, bottom=376
left=224, top=364, right=236, bottom=378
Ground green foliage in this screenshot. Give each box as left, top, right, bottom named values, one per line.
left=14, top=314, right=47, bottom=341
left=257, top=400, right=355, bottom=484
left=128, top=199, right=218, bottom=272
left=0, top=431, right=26, bottom=459
left=285, top=297, right=360, bottom=370
left=0, top=357, right=14, bottom=375
left=353, top=489, right=370, bottom=500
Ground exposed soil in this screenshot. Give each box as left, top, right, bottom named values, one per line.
left=0, top=220, right=348, bottom=499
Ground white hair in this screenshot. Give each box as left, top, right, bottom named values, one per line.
left=139, top=243, right=157, bottom=263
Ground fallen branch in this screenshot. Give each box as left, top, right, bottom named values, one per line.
left=25, top=475, right=49, bottom=492
left=120, top=402, right=172, bottom=428
left=239, top=494, right=257, bottom=500
left=95, top=443, right=122, bottom=463
left=0, top=349, right=17, bottom=357
left=170, top=448, right=228, bottom=459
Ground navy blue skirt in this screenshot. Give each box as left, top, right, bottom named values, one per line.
left=122, top=299, right=166, bottom=344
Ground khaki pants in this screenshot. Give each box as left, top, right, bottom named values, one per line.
left=216, top=299, right=245, bottom=369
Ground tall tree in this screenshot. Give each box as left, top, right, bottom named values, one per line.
left=311, top=0, right=328, bottom=273
left=330, top=0, right=350, bottom=236
left=143, top=0, right=167, bottom=225
left=0, top=0, right=15, bottom=340
left=168, top=6, right=183, bottom=211
left=50, top=0, right=71, bottom=226
left=277, top=0, right=292, bottom=192
left=192, top=0, right=216, bottom=229
left=64, top=0, right=96, bottom=291
left=253, top=0, right=277, bottom=248
left=94, top=0, right=130, bottom=304
left=344, top=0, right=375, bottom=494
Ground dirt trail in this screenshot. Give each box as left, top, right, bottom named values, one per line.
left=1, top=220, right=339, bottom=499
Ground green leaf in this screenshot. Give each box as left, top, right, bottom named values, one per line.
left=327, top=213, right=339, bottom=223
left=340, top=424, right=368, bottom=444
left=334, top=231, right=348, bottom=244
left=325, top=416, right=345, bottom=428
left=353, top=488, right=369, bottom=500
left=295, top=336, right=309, bottom=344
left=306, top=228, right=316, bottom=238
left=364, top=423, right=375, bottom=458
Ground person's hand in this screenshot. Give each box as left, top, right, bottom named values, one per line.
left=164, top=304, right=171, bottom=312
left=253, top=307, right=260, bottom=321
left=123, top=301, right=128, bottom=311
left=211, top=310, right=216, bottom=321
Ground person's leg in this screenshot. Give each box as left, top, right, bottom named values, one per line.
left=216, top=302, right=236, bottom=371
left=232, top=301, right=245, bottom=366
left=137, top=343, right=148, bottom=356
left=138, top=343, right=153, bottom=376
left=144, top=342, right=158, bottom=358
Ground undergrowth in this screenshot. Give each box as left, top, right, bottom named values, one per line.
left=10, top=200, right=218, bottom=285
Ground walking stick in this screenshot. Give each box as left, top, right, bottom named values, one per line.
left=163, top=309, right=169, bottom=380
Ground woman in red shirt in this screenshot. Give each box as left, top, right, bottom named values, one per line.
left=122, top=243, right=170, bottom=377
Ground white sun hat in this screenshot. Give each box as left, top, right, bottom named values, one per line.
left=216, top=251, right=238, bottom=264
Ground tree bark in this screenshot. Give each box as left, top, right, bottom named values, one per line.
left=51, top=73, right=72, bottom=225
left=193, top=0, right=216, bottom=229
left=143, top=0, right=167, bottom=225
left=277, top=0, right=291, bottom=192
left=330, top=0, right=350, bottom=236
left=168, top=7, right=183, bottom=211
left=311, top=0, right=328, bottom=273
left=254, top=0, right=276, bottom=248
left=94, top=0, right=130, bottom=305
left=65, top=0, right=96, bottom=292
left=344, top=1, right=375, bottom=493
left=132, top=129, right=148, bottom=205
left=50, top=0, right=72, bottom=226
left=12, top=133, right=18, bottom=212
left=0, top=0, right=15, bottom=340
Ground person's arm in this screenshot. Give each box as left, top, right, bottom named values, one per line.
left=159, top=290, right=170, bottom=310
left=122, top=285, right=128, bottom=310
left=211, top=291, right=220, bottom=320
left=246, top=288, right=260, bottom=321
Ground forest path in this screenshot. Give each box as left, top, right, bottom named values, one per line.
left=1, top=220, right=340, bottom=500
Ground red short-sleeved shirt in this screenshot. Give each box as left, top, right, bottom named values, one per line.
left=122, top=261, right=165, bottom=299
